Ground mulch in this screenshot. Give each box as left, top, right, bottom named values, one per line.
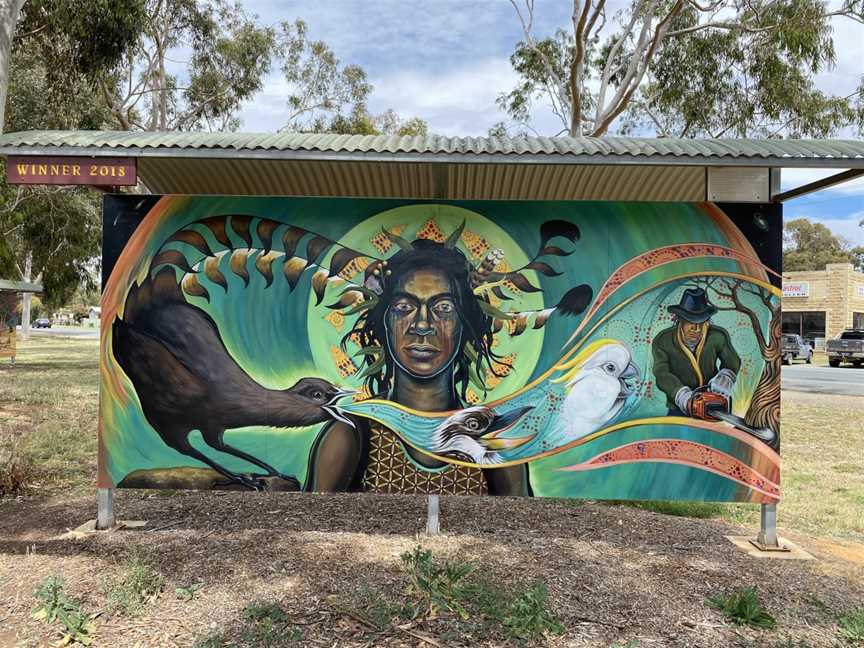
left=1, top=490, right=862, bottom=647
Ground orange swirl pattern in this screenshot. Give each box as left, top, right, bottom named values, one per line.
left=560, top=438, right=780, bottom=502
left=565, top=242, right=780, bottom=347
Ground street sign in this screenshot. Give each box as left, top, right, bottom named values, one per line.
left=6, top=156, right=137, bottom=186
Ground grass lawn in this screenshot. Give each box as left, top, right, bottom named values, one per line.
left=1, top=336, right=862, bottom=542
left=0, top=336, right=100, bottom=495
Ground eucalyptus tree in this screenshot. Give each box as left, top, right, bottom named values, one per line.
left=98, top=0, right=275, bottom=132
left=501, top=0, right=864, bottom=137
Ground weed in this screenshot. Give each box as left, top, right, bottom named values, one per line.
left=241, top=600, right=301, bottom=646
left=838, top=607, right=864, bottom=644
left=175, top=582, right=204, bottom=601
left=0, top=438, right=36, bottom=496
left=400, top=545, right=473, bottom=619
left=32, top=576, right=96, bottom=646
left=501, top=581, right=564, bottom=642
left=706, top=587, right=776, bottom=630
left=105, top=549, right=164, bottom=616
left=192, top=633, right=226, bottom=648
left=349, top=584, right=411, bottom=628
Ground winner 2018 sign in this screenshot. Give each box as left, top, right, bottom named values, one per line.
left=6, top=156, right=137, bottom=186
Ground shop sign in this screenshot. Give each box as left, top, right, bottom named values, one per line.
left=783, top=282, right=809, bottom=298
left=6, top=156, right=137, bottom=186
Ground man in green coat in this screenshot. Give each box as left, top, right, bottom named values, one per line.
left=652, top=287, right=741, bottom=416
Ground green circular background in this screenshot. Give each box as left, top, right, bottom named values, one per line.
left=306, top=204, right=545, bottom=401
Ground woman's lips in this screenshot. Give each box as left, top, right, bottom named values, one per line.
left=405, top=343, right=440, bottom=359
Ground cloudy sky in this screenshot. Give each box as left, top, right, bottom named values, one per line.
left=235, top=1, right=863, bottom=246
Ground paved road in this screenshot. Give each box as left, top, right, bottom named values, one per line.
left=15, top=325, right=99, bottom=339
left=782, top=364, right=864, bottom=397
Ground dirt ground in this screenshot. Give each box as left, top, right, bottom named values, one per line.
left=1, top=491, right=863, bottom=648
left=2, top=339, right=863, bottom=646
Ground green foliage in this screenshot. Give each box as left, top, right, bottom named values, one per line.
left=191, top=601, right=302, bottom=647
left=32, top=577, right=96, bottom=646
left=279, top=21, right=428, bottom=136
left=101, top=0, right=277, bottom=132
left=838, top=607, right=864, bottom=644
left=105, top=550, right=164, bottom=616
left=1, top=42, right=108, bottom=307
left=502, top=0, right=864, bottom=137
left=641, top=0, right=860, bottom=138
left=398, top=546, right=563, bottom=644
left=707, top=587, right=777, bottom=629
left=240, top=600, right=302, bottom=646
left=783, top=218, right=859, bottom=272
left=280, top=18, right=370, bottom=132
left=401, top=545, right=474, bottom=619
left=501, top=581, right=565, bottom=642
left=175, top=582, right=204, bottom=601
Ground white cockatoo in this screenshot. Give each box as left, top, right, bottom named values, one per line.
left=552, top=339, right=640, bottom=442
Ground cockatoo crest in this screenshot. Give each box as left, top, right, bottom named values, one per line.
left=552, top=339, right=640, bottom=441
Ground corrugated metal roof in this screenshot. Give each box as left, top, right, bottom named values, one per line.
left=1, top=130, right=863, bottom=167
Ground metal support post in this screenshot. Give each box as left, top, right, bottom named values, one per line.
left=96, top=488, right=115, bottom=530
left=750, top=502, right=788, bottom=552
left=425, top=494, right=440, bottom=536
left=757, top=503, right=777, bottom=547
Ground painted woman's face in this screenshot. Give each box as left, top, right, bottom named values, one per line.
left=385, top=267, right=462, bottom=378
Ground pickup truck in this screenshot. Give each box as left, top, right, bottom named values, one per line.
left=781, top=334, right=812, bottom=364
left=827, top=330, right=864, bottom=367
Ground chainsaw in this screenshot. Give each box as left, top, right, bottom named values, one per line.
left=688, top=386, right=776, bottom=445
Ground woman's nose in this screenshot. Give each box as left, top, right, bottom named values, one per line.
left=410, top=304, right=435, bottom=336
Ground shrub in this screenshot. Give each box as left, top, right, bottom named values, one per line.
left=838, top=607, right=864, bottom=644
left=401, top=545, right=473, bottom=619
left=707, top=587, right=776, bottom=630
left=0, top=439, right=36, bottom=496
left=32, top=576, right=96, bottom=645
left=105, top=549, right=164, bottom=616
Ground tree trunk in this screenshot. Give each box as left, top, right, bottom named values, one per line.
left=19, top=251, right=31, bottom=339
left=0, top=0, right=24, bottom=130
left=744, top=307, right=781, bottom=447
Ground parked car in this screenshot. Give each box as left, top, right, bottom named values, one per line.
left=33, top=318, right=51, bottom=329
left=826, top=330, right=864, bottom=367
left=781, top=334, right=812, bottom=364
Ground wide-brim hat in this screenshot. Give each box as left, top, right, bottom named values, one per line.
left=668, top=287, right=717, bottom=323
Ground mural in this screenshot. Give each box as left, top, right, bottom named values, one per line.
left=100, top=197, right=782, bottom=503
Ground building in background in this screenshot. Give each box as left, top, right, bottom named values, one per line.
left=782, top=263, right=864, bottom=347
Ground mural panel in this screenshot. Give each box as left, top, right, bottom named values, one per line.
left=100, top=197, right=782, bottom=502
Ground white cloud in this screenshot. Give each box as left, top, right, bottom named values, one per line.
left=803, top=213, right=864, bottom=246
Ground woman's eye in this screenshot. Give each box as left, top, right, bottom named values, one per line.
left=392, top=303, right=413, bottom=313
left=434, top=302, right=454, bottom=314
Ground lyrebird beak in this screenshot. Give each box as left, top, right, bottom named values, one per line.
left=324, top=389, right=357, bottom=429
left=478, top=405, right=535, bottom=451
left=327, top=388, right=356, bottom=405
left=619, top=361, right=640, bottom=396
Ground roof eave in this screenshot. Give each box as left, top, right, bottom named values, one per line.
left=1, top=143, right=862, bottom=168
